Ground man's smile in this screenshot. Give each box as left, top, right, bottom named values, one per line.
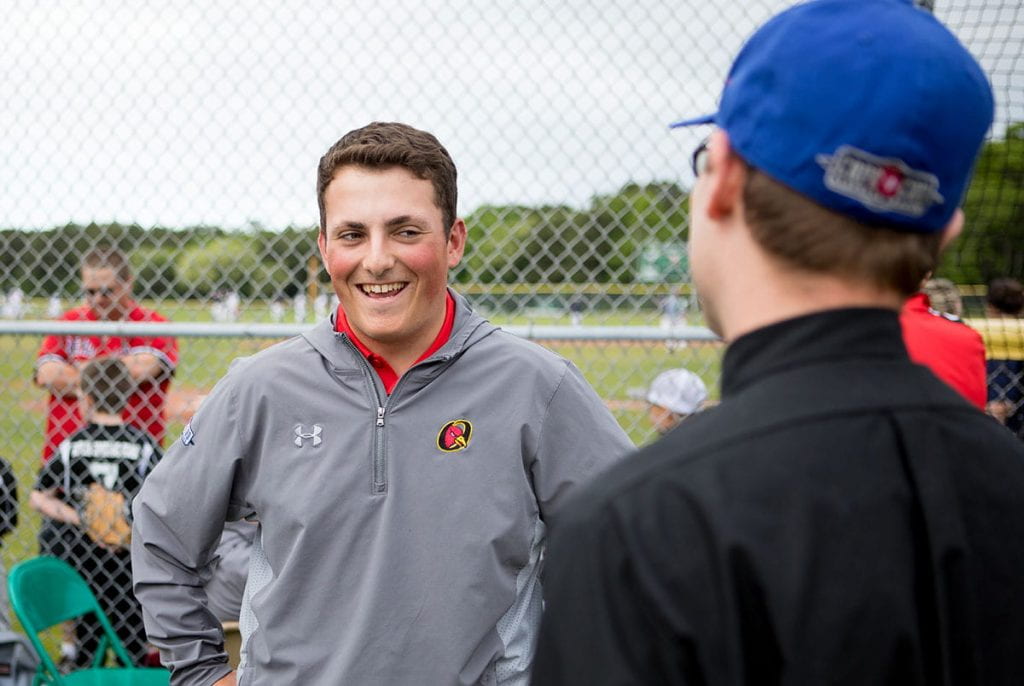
left=358, top=282, right=408, bottom=298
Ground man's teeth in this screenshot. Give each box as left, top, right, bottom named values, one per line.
left=362, top=283, right=404, bottom=295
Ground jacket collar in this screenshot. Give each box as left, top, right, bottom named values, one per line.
left=302, top=288, right=493, bottom=373
left=721, top=308, right=908, bottom=398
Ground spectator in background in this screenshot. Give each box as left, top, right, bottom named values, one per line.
left=568, top=297, right=585, bottom=327
left=225, top=290, right=241, bottom=322
left=645, top=368, right=707, bottom=435
left=314, top=291, right=329, bottom=320
left=659, top=290, right=683, bottom=328
left=34, top=245, right=178, bottom=635
left=979, top=277, right=1024, bottom=438
left=47, top=295, right=62, bottom=319
left=269, top=296, right=286, bottom=323
left=2, top=287, right=25, bottom=319
left=291, top=292, right=306, bottom=322
left=920, top=276, right=964, bottom=317
left=900, top=276, right=986, bottom=409
left=35, top=245, right=178, bottom=460
left=30, top=358, right=163, bottom=667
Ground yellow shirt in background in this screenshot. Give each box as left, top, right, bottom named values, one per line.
left=968, top=317, right=1024, bottom=360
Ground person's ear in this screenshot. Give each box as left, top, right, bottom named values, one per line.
left=938, top=209, right=964, bottom=251
left=447, top=219, right=467, bottom=268
left=705, top=130, right=748, bottom=221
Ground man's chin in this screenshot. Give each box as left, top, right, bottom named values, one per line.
left=351, top=319, right=407, bottom=345
left=695, top=292, right=723, bottom=338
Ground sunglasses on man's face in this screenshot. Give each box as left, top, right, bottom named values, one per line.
left=84, top=286, right=117, bottom=298
left=691, top=138, right=710, bottom=177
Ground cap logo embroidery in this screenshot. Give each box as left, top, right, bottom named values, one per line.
left=294, top=424, right=323, bottom=448
left=437, top=419, right=473, bottom=453
left=816, top=146, right=943, bottom=217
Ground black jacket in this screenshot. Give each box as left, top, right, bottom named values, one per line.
left=0, top=457, right=16, bottom=541
left=533, top=308, right=1024, bottom=685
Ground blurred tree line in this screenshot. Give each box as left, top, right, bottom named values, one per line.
left=0, top=181, right=691, bottom=299
left=0, top=123, right=1020, bottom=300
left=938, top=121, right=1024, bottom=282
left=0, top=222, right=320, bottom=300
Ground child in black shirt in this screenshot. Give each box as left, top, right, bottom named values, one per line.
left=30, top=357, right=162, bottom=666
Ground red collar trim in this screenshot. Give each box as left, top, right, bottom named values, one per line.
left=334, top=292, right=456, bottom=395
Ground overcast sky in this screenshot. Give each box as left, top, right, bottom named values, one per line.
left=1, top=0, right=1020, bottom=230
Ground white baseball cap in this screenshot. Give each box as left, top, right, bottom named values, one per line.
left=646, top=369, right=708, bottom=415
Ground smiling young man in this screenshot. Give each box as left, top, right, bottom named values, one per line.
left=532, top=1, right=1024, bottom=684
left=131, top=122, right=633, bottom=686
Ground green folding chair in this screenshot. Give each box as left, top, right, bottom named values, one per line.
left=7, top=556, right=170, bottom=685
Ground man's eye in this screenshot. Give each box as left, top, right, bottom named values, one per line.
left=337, top=232, right=362, bottom=241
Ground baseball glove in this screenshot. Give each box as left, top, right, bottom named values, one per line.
left=80, top=483, right=132, bottom=549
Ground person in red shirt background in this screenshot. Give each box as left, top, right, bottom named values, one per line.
left=900, top=276, right=986, bottom=409
left=33, top=244, right=178, bottom=667
left=34, top=245, right=178, bottom=461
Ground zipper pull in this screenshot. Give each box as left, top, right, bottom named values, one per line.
left=376, top=406, right=385, bottom=427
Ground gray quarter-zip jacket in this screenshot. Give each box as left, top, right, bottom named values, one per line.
left=132, top=291, right=633, bottom=685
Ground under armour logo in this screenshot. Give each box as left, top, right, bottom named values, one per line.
left=294, top=424, right=323, bottom=447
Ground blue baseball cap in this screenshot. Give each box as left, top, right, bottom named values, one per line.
left=671, top=0, right=994, bottom=233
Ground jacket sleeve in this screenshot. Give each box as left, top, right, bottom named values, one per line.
left=131, top=366, right=252, bottom=686
left=529, top=361, right=634, bottom=519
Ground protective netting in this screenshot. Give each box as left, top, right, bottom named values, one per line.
left=0, top=0, right=1021, bottom=666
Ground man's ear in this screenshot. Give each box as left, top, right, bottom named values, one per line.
left=938, top=209, right=964, bottom=251
left=705, top=130, right=748, bottom=221
left=317, top=229, right=328, bottom=264
left=447, top=218, right=467, bottom=268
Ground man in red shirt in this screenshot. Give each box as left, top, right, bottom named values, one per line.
left=35, top=245, right=178, bottom=461
left=900, top=286, right=986, bottom=409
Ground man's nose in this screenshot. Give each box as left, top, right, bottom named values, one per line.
left=362, top=233, right=396, bottom=275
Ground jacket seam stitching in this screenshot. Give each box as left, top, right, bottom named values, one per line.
left=530, top=360, right=571, bottom=467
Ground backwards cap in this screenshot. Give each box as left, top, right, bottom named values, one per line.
left=646, top=369, right=708, bottom=415
left=671, top=0, right=994, bottom=233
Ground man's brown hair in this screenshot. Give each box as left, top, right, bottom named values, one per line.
left=741, top=167, right=943, bottom=296
left=79, top=357, right=134, bottom=415
left=316, top=122, right=458, bottom=235
left=987, top=277, right=1024, bottom=316
left=81, top=245, right=133, bottom=283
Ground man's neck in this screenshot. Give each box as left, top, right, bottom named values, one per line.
left=717, top=256, right=903, bottom=342
left=363, top=321, right=445, bottom=378
left=336, top=292, right=456, bottom=382
left=89, top=411, right=123, bottom=426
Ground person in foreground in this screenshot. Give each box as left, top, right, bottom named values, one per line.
left=131, top=122, right=633, bottom=685
left=531, top=1, right=1024, bottom=684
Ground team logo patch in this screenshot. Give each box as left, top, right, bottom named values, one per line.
left=181, top=421, right=195, bottom=446
left=816, top=145, right=944, bottom=217
left=294, top=424, right=323, bottom=447
left=437, top=419, right=473, bottom=453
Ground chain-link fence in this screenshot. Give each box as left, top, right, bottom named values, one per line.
left=1, top=0, right=1022, bottom=666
